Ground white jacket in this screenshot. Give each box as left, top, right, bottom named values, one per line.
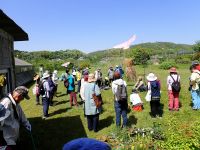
left=0, top=94, right=30, bottom=145
left=112, top=79, right=127, bottom=101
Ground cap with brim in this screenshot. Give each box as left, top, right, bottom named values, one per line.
left=14, top=86, right=30, bottom=100
left=0, top=104, right=10, bottom=121
left=146, top=73, right=157, bottom=81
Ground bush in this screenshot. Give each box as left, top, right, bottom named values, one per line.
left=159, top=61, right=178, bottom=70
left=175, top=56, right=191, bottom=64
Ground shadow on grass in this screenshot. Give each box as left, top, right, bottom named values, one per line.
left=20, top=115, right=87, bottom=150
left=99, top=116, right=114, bottom=131
left=54, top=100, right=69, bottom=106
left=56, top=93, right=68, bottom=97
left=127, top=115, right=137, bottom=126
left=49, top=108, right=71, bottom=116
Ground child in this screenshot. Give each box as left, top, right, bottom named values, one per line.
left=130, top=89, right=143, bottom=111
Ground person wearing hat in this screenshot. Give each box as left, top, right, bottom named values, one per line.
left=146, top=73, right=161, bottom=118
left=107, top=67, right=114, bottom=86
left=189, top=64, right=200, bottom=110
left=0, top=86, right=31, bottom=148
left=41, top=72, right=51, bottom=119
left=167, top=67, right=181, bottom=111
left=95, top=68, right=103, bottom=88
left=84, top=73, right=101, bottom=132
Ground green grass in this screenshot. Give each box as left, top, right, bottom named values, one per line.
left=19, top=64, right=200, bottom=150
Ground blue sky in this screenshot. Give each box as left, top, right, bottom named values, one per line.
left=1, top=0, right=200, bottom=52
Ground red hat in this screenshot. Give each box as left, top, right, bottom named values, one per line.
left=169, top=67, right=177, bottom=73
left=195, top=64, right=200, bottom=71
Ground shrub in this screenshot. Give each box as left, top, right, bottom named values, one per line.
left=175, top=56, right=191, bottom=64
left=159, top=61, right=178, bottom=70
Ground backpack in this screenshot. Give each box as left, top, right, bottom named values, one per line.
left=195, top=72, right=200, bottom=89
left=48, top=78, right=56, bottom=93
left=115, top=84, right=127, bottom=101
left=64, top=79, right=69, bottom=88
left=170, top=75, right=181, bottom=92
left=38, top=81, right=45, bottom=96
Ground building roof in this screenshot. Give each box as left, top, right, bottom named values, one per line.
left=15, top=57, right=32, bottom=66
left=0, top=9, right=28, bottom=41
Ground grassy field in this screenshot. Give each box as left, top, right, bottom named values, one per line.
left=19, top=63, right=200, bottom=150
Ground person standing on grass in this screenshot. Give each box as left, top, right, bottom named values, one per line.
left=0, top=86, right=31, bottom=149
left=167, top=67, right=181, bottom=111
left=190, top=64, right=200, bottom=110
left=146, top=73, right=161, bottom=118
left=41, top=72, right=51, bottom=119
left=33, top=74, right=41, bottom=105
left=107, top=66, right=114, bottom=86
left=84, top=73, right=101, bottom=132
left=52, top=70, right=59, bottom=97
left=67, top=72, right=78, bottom=107
left=112, top=72, right=128, bottom=128
left=76, top=68, right=82, bottom=94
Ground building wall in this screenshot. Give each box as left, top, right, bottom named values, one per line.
left=0, top=29, right=15, bottom=98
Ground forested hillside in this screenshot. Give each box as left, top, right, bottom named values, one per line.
left=14, top=42, right=194, bottom=71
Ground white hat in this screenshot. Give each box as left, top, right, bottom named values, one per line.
left=146, top=73, right=157, bottom=81
left=0, top=104, right=10, bottom=121
left=53, top=70, right=58, bottom=74
left=42, top=72, right=50, bottom=79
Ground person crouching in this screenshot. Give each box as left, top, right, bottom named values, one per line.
left=130, top=89, right=143, bottom=111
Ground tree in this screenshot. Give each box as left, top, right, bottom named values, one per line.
left=131, top=48, right=150, bottom=65
left=193, top=41, right=200, bottom=53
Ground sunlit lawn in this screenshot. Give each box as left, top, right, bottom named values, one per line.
left=19, top=63, right=200, bottom=150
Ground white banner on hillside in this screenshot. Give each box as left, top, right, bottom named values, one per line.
left=113, top=34, right=137, bottom=50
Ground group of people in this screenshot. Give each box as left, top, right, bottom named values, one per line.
left=1, top=61, right=200, bottom=149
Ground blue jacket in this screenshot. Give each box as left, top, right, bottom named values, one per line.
left=150, top=80, right=160, bottom=97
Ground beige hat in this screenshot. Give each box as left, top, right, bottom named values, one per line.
left=88, top=73, right=96, bottom=83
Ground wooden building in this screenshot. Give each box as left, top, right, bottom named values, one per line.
left=15, top=57, right=34, bottom=86
left=0, top=9, right=28, bottom=99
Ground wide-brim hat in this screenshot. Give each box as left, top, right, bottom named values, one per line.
left=146, top=73, right=157, bottom=81
left=42, top=72, right=50, bottom=79
left=0, top=104, right=10, bottom=121
left=88, top=73, right=96, bottom=83
left=33, top=74, right=40, bottom=81
left=169, top=67, right=177, bottom=73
